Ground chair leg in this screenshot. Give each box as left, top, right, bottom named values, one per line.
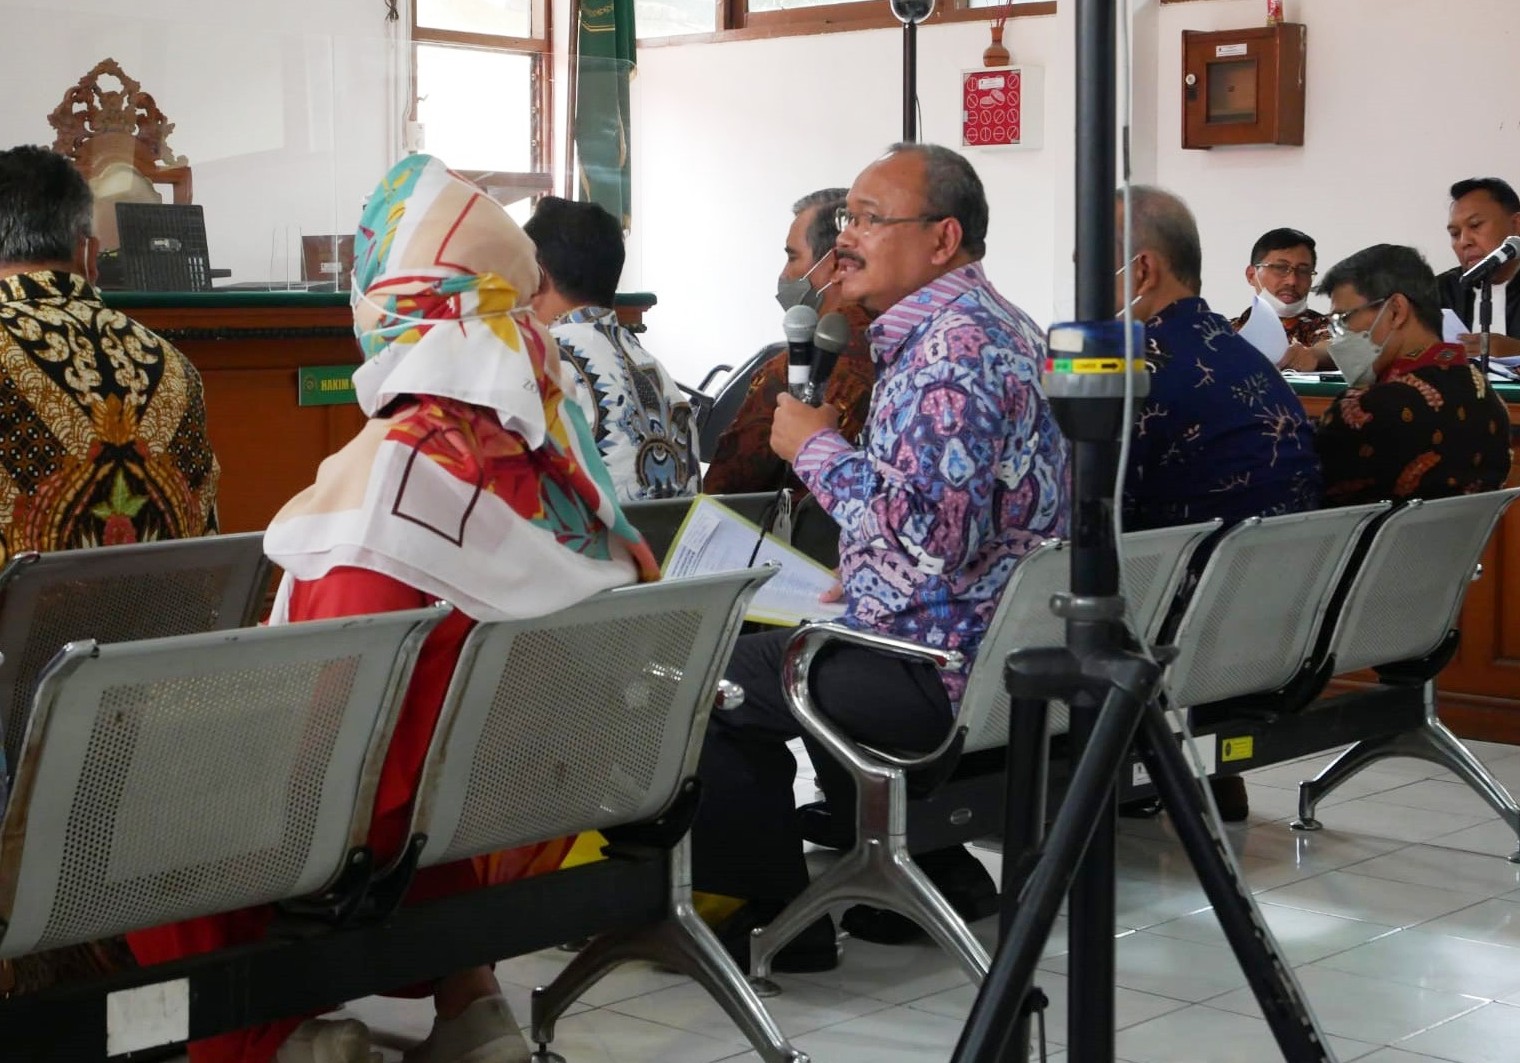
left=529, top=846, right=807, bottom=1063
left=1415, top=717, right=1520, bottom=862
left=749, top=835, right=991, bottom=987
left=1294, top=686, right=1520, bottom=862
left=1292, top=734, right=1405, bottom=832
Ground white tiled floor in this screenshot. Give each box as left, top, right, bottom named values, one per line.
left=283, top=740, right=1520, bottom=1062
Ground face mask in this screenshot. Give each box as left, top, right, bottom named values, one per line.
left=1326, top=300, right=1391, bottom=388
left=1114, top=257, right=1143, bottom=317
left=775, top=250, right=835, bottom=311
left=1256, top=284, right=1310, bottom=319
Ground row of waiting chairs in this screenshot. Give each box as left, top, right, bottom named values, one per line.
left=0, top=540, right=806, bottom=1061
left=745, top=486, right=1520, bottom=999
left=0, top=487, right=1515, bottom=1056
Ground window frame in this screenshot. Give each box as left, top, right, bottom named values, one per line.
left=639, top=0, right=1056, bottom=47
left=410, top=0, right=554, bottom=183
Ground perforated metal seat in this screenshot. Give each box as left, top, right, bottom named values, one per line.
left=399, top=568, right=804, bottom=1063
left=1291, top=488, right=1520, bottom=856
left=0, top=607, right=440, bottom=960
left=0, top=533, right=272, bottom=774
left=1163, top=503, right=1390, bottom=710
left=748, top=521, right=1219, bottom=989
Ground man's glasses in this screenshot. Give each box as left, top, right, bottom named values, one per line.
left=1327, top=297, right=1389, bottom=337
left=834, top=207, right=948, bottom=235
left=1254, top=261, right=1317, bottom=281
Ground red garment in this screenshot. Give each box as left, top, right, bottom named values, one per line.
left=125, top=567, right=573, bottom=1063
left=1381, top=340, right=1468, bottom=382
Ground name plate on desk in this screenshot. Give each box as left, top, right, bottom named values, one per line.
left=298, top=365, right=358, bottom=406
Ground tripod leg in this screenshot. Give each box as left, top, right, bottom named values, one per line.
left=1136, top=704, right=1336, bottom=1062
left=952, top=677, right=1151, bottom=1063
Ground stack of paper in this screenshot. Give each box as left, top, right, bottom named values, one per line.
left=663, top=495, right=845, bottom=627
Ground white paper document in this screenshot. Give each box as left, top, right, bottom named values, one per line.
left=1442, top=308, right=1470, bottom=344
left=1238, top=295, right=1289, bottom=364
left=663, top=495, right=846, bottom=627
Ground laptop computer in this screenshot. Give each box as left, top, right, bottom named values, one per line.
left=114, top=203, right=212, bottom=292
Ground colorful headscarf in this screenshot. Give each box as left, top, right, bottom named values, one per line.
left=264, top=155, right=657, bottom=621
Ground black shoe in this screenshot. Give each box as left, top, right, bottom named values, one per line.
left=716, top=900, right=840, bottom=974
left=1209, top=775, right=1250, bottom=822
left=841, top=845, right=1000, bottom=945
left=797, top=800, right=854, bottom=849
left=1118, top=796, right=1164, bottom=818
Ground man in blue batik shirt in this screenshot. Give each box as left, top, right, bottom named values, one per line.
left=690, top=144, right=1072, bottom=970
left=1115, top=186, right=1321, bottom=823
left=1116, top=187, right=1321, bottom=530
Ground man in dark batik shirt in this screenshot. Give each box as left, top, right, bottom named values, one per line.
left=1117, top=188, right=1322, bottom=531
left=0, top=146, right=219, bottom=565
left=1316, top=243, right=1511, bottom=505
left=703, top=187, right=875, bottom=495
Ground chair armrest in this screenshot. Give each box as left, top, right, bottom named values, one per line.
left=781, top=621, right=966, bottom=774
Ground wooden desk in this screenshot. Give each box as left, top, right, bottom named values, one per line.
left=1291, top=379, right=1520, bottom=742
left=104, top=290, right=658, bottom=535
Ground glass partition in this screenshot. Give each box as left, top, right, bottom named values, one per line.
left=9, top=10, right=635, bottom=299
left=8, top=9, right=396, bottom=295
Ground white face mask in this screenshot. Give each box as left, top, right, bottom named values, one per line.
left=1326, top=300, right=1391, bottom=388
left=1115, top=257, right=1143, bottom=317
left=1255, top=284, right=1310, bottom=319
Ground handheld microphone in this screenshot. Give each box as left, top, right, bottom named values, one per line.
left=803, top=311, right=851, bottom=406
left=783, top=304, right=819, bottom=399
left=1461, top=235, right=1520, bottom=286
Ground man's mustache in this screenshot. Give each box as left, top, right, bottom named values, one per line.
left=835, top=250, right=865, bottom=268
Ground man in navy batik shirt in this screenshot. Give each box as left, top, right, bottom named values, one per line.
left=1117, top=187, right=1321, bottom=530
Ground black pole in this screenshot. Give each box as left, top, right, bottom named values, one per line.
left=1066, top=0, right=1120, bottom=1057
left=1478, top=280, right=1493, bottom=378
left=903, top=20, right=918, bottom=142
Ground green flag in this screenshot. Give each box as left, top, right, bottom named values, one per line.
left=574, top=0, right=635, bottom=228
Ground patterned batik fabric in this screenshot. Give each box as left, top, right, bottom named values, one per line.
left=703, top=302, right=877, bottom=495
left=551, top=306, right=699, bottom=501
left=0, top=270, right=219, bottom=565
left=265, top=153, right=657, bottom=622
left=792, top=262, right=1072, bottom=708
left=1125, top=296, right=1323, bottom=531
left=1230, top=303, right=1332, bottom=348
left=1316, top=343, right=1513, bottom=506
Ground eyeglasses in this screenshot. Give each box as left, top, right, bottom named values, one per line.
left=1327, top=297, right=1389, bottom=337
left=1254, top=261, right=1317, bottom=280
left=834, top=207, right=948, bottom=235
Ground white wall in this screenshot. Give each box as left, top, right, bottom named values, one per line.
left=629, top=0, right=1520, bottom=386
left=2, top=0, right=399, bottom=284
left=1147, top=0, right=1520, bottom=321
left=628, top=9, right=1073, bottom=383
left=10, top=0, right=1518, bottom=373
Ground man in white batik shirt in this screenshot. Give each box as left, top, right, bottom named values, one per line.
left=525, top=196, right=698, bottom=501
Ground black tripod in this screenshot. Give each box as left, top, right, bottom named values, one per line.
left=950, top=1, right=1335, bottom=1060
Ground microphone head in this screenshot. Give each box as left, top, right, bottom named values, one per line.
left=813, top=311, right=851, bottom=355
left=783, top=304, right=819, bottom=344
left=889, top=0, right=934, bottom=22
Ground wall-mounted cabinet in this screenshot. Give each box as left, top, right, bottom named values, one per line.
left=1182, top=22, right=1305, bottom=149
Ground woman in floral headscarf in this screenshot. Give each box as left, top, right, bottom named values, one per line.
left=126, top=155, right=658, bottom=1063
